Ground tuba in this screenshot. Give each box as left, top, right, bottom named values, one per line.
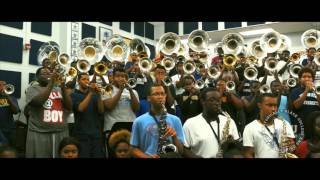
left=222, top=33, right=244, bottom=55
left=289, top=64, right=302, bottom=78
left=94, top=61, right=108, bottom=75
left=188, top=30, right=209, bottom=53
left=37, top=41, right=60, bottom=66
left=278, top=34, right=292, bottom=53
left=301, top=29, right=320, bottom=48
left=260, top=30, right=281, bottom=53
left=207, top=65, right=221, bottom=80
left=264, top=57, right=278, bottom=72
left=3, top=84, right=15, bottom=95
left=158, top=32, right=181, bottom=56
left=161, top=57, right=175, bottom=72
left=244, top=66, right=258, bottom=81
left=105, top=35, right=129, bottom=62
left=76, top=59, right=91, bottom=73
left=249, top=39, right=266, bottom=58
left=183, top=60, right=196, bottom=74
left=286, top=77, right=297, bottom=88
left=138, top=57, right=153, bottom=72
left=129, top=38, right=146, bottom=56
left=78, top=38, right=104, bottom=63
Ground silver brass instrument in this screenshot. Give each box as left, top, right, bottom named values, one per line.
left=287, top=78, right=297, bottom=88
left=138, top=57, right=153, bottom=72
left=161, top=57, right=175, bottom=72
left=289, top=64, right=302, bottom=78
left=244, top=66, right=258, bottom=81
left=158, top=103, right=178, bottom=155
left=260, top=30, right=281, bottom=53
left=127, top=78, right=137, bottom=89
left=176, top=55, right=186, bottom=63
left=222, top=33, right=244, bottom=55
left=188, top=30, right=209, bottom=53
left=196, top=62, right=206, bottom=73
left=301, top=29, right=320, bottom=48
left=246, top=56, right=258, bottom=65
left=249, top=39, right=266, bottom=58
left=58, top=53, right=70, bottom=67
left=226, top=81, right=236, bottom=92
left=162, top=76, right=172, bottom=86
left=314, top=52, right=320, bottom=66
left=94, top=61, right=108, bottom=76
left=207, top=65, right=221, bottom=80
left=37, top=41, right=60, bottom=66
left=4, top=84, right=15, bottom=95
left=78, top=38, right=104, bottom=63
left=195, top=79, right=205, bottom=90
left=264, top=57, right=278, bottom=72
left=129, top=38, right=146, bottom=56
left=105, top=35, right=129, bottom=62
left=278, top=34, right=292, bottom=53
left=183, top=60, right=196, bottom=74
left=76, top=59, right=91, bottom=73
left=158, top=32, right=181, bottom=56
left=260, top=84, right=271, bottom=94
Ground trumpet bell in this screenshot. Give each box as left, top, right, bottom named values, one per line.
left=37, top=41, right=60, bottom=65
left=78, top=38, right=103, bottom=63
left=264, top=57, right=278, bottom=72
left=105, top=35, right=129, bottom=62
left=94, top=62, right=108, bottom=75
left=161, top=57, right=175, bottom=71
left=188, top=30, right=209, bottom=53
left=67, top=67, right=78, bottom=78
left=127, top=78, right=137, bottom=89
left=158, top=32, right=181, bottom=56
left=244, top=66, right=258, bottom=81
left=260, top=84, right=271, bottom=94
left=195, top=79, right=205, bottom=89
left=76, top=59, right=91, bottom=73
left=260, top=30, right=282, bottom=53
left=58, top=53, right=70, bottom=67
left=287, top=78, right=297, bottom=88
left=301, top=29, right=320, bottom=48
left=223, top=54, right=237, bottom=68
left=222, top=33, right=244, bottom=55
left=207, top=65, right=221, bottom=80
left=138, top=57, right=153, bottom=72
left=4, top=84, right=15, bottom=95
left=183, top=60, right=196, bottom=74
left=289, top=64, right=302, bottom=78
left=226, top=81, right=236, bottom=92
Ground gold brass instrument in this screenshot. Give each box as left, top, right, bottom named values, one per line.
left=289, top=64, right=302, bottom=78
left=188, top=30, right=209, bottom=53
left=158, top=32, right=181, bottom=56
left=78, top=38, right=104, bottom=63
left=286, top=77, right=297, bottom=88
left=76, top=59, right=91, bottom=73
left=249, top=39, right=266, bottom=58
left=127, top=78, right=137, bottom=89
left=279, top=118, right=298, bottom=158
left=177, top=42, right=189, bottom=56
left=138, top=57, right=153, bottom=72
left=260, top=84, right=271, bottom=94
left=105, top=35, right=129, bottom=62
left=278, top=34, right=292, bottom=53
left=301, top=29, right=320, bottom=48
left=264, top=57, right=278, bottom=72
left=289, top=52, right=302, bottom=62
left=161, top=57, right=175, bottom=72
left=222, top=33, right=244, bottom=55
left=94, top=61, right=108, bottom=75
left=207, top=65, right=221, bottom=80
left=244, top=66, right=258, bottom=81
left=183, top=60, right=196, bottom=74
left=260, top=30, right=281, bottom=53
left=216, top=111, right=232, bottom=158
left=246, top=56, right=258, bottom=65
left=37, top=41, right=60, bottom=65
left=4, top=84, right=15, bottom=95
left=223, top=54, right=237, bottom=69
left=66, top=67, right=78, bottom=78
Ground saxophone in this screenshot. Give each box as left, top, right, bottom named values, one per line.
left=216, top=111, right=231, bottom=158
left=157, top=103, right=178, bottom=155
left=279, top=118, right=298, bottom=158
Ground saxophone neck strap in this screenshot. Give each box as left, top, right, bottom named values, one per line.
left=264, top=124, right=280, bottom=148
left=203, top=114, right=220, bottom=145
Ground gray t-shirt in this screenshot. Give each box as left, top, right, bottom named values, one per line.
left=102, top=85, right=139, bottom=132
left=25, top=84, right=68, bottom=133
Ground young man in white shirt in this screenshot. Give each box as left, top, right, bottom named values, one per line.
left=183, top=87, right=239, bottom=158
left=243, top=93, right=295, bottom=158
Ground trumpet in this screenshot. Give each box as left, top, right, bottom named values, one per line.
left=244, top=66, right=258, bottom=81
left=3, top=84, right=15, bottom=95
left=58, top=53, right=70, bottom=67
left=196, top=62, right=206, bottom=73
left=138, top=57, right=153, bottom=72
left=66, top=67, right=78, bottom=78
left=315, top=85, right=320, bottom=95
left=289, top=52, right=303, bottom=62
left=183, top=60, right=196, bottom=74
left=264, top=57, right=278, bottom=72
left=195, top=79, right=205, bottom=89
left=207, top=65, right=221, bottom=80
left=127, top=78, right=137, bottom=89
left=260, top=84, right=271, bottom=94
left=76, top=59, right=91, bottom=73
left=94, top=62, right=108, bottom=76
left=226, top=81, right=236, bottom=92
left=223, top=54, right=237, bottom=69
left=162, top=76, right=172, bottom=86
left=287, top=78, right=297, bottom=88
left=161, top=57, right=175, bottom=72
left=289, top=64, right=302, bottom=78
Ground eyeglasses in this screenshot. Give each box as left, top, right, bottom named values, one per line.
left=151, top=92, right=166, bottom=97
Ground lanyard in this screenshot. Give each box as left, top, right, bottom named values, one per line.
left=204, top=114, right=220, bottom=145
left=264, top=124, right=280, bottom=148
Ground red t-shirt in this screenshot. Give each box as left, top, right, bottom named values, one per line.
left=295, top=140, right=309, bottom=158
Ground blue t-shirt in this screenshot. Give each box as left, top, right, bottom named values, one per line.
left=0, top=95, right=19, bottom=133
left=71, top=89, right=102, bottom=137
left=130, top=112, right=185, bottom=155
left=290, top=86, right=320, bottom=126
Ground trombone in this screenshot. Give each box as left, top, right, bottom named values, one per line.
left=195, top=79, right=205, bottom=90
left=138, top=57, right=153, bottom=73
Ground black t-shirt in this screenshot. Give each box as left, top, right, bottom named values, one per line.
left=176, top=91, right=202, bottom=124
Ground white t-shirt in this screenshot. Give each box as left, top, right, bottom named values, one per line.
left=259, top=75, right=283, bottom=87
left=171, top=74, right=185, bottom=96
left=183, top=113, right=239, bottom=158
left=243, top=118, right=295, bottom=158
